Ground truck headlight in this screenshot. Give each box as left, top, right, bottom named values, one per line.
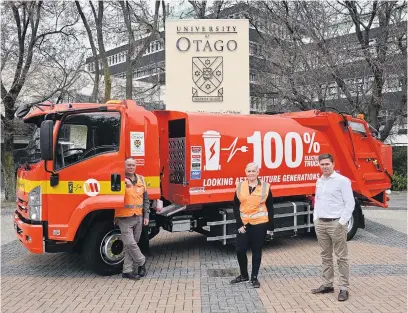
left=28, top=186, right=42, bottom=221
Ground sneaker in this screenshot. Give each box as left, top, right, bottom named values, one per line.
left=251, top=277, right=260, bottom=288
left=122, top=272, right=141, bottom=280
left=338, top=290, right=349, bottom=301
left=230, top=275, right=249, bottom=284
left=311, top=285, right=334, bottom=294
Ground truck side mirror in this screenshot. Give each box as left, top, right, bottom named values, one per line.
left=40, top=120, right=53, bottom=161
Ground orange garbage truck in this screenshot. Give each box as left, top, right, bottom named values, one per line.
left=13, top=99, right=392, bottom=275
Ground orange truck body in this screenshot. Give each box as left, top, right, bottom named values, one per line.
left=14, top=100, right=392, bottom=274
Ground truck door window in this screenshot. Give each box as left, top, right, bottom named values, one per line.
left=55, top=112, right=121, bottom=170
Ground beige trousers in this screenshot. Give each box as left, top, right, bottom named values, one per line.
left=117, top=215, right=145, bottom=274
left=315, top=219, right=349, bottom=290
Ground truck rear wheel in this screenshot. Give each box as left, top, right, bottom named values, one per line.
left=82, top=220, right=124, bottom=276
left=346, top=209, right=359, bottom=241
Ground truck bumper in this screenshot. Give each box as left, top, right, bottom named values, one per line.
left=14, top=211, right=44, bottom=254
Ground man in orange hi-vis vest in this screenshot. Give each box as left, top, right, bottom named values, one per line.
left=115, top=157, right=150, bottom=280
left=230, top=162, right=274, bottom=288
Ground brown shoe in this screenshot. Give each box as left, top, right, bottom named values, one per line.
left=338, top=290, right=349, bottom=301
left=311, top=285, right=334, bottom=294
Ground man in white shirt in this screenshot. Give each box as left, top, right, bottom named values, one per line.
left=311, top=153, right=355, bottom=301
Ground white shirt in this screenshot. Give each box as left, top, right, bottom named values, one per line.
left=314, top=171, right=355, bottom=225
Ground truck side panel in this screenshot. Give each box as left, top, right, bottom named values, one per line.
left=155, top=110, right=391, bottom=207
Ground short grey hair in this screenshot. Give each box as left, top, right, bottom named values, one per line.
left=245, top=162, right=259, bottom=171
left=125, top=157, right=136, bottom=164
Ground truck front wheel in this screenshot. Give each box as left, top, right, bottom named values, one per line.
left=82, top=220, right=124, bottom=276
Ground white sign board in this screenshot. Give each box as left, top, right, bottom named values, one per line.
left=130, top=132, right=145, bottom=156
left=165, top=19, right=249, bottom=114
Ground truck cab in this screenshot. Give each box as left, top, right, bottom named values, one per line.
left=14, top=100, right=160, bottom=275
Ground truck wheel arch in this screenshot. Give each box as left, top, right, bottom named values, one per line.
left=72, top=209, right=114, bottom=251
left=66, top=195, right=123, bottom=242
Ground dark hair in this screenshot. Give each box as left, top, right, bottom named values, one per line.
left=318, top=153, right=334, bottom=163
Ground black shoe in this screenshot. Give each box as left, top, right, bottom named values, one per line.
left=122, top=272, right=141, bottom=280
left=338, top=290, right=349, bottom=301
left=311, top=285, right=334, bottom=294
left=230, top=275, right=249, bottom=284
left=138, top=262, right=147, bottom=277
left=251, top=278, right=260, bottom=288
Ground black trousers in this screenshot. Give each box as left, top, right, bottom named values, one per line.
left=235, top=222, right=268, bottom=279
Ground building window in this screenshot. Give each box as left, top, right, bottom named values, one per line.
left=250, top=42, right=262, bottom=57
left=144, top=40, right=164, bottom=56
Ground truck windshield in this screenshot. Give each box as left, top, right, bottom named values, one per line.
left=55, top=111, right=121, bottom=170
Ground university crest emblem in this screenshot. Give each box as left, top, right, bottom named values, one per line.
left=192, top=57, right=223, bottom=102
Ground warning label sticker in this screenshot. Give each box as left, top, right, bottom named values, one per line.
left=191, top=146, right=202, bottom=180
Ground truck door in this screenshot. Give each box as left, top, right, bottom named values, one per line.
left=46, top=110, right=125, bottom=241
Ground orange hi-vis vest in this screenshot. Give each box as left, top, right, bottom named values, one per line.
left=236, top=180, right=270, bottom=225
left=115, top=174, right=146, bottom=218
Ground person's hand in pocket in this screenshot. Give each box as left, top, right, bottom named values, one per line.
left=335, top=221, right=346, bottom=235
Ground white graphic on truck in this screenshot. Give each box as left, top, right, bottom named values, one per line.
left=203, top=131, right=249, bottom=171
left=202, top=131, right=221, bottom=171
left=202, top=130, right=321, bottom=171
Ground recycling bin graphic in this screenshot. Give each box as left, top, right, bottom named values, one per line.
left=202, top=130, right=221, bottom=171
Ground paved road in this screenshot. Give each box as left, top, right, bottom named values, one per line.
left=1, top=192, right=406, bottom=313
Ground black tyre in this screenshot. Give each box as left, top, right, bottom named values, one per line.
left=346, top=209, right=359, bottom=241
left=82, top=220, right=124, bottom=276
left=148, top=226, right=160, bottom=240
left=138, top=226, right=150, bottom=255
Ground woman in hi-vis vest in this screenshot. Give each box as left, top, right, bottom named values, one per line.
left=230, top=162, right=274, bottom=288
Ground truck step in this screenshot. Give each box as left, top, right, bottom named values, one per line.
left=157, top=204, right=187, bottom=217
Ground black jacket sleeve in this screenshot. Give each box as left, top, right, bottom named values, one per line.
left=233, top=193, right=244, bottom=228
left=265, top=190, right=274, bottom=231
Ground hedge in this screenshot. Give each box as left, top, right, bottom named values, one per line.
left=392, top=146, right=407, bottom=191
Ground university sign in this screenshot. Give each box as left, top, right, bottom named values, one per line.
left=165, top=20, right=249, bottom=114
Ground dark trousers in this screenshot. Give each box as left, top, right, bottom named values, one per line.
left=236, top=222, right=268, bottom=279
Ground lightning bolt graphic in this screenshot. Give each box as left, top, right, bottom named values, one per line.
left=209, top=142, right=216, bottom=160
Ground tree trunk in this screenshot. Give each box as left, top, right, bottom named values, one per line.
left=120, top=1, right=135, bottom=99
left=125, top=0, right=161, bottom=100
left=2, top=96, right=16, bottom=201
left=90, top=1, right=111, bottom=102
left=1, top=2, right=42, bottom=201
left=75, top=1, right=100, bottom=102
left=97, top=2, right=111, bottom=102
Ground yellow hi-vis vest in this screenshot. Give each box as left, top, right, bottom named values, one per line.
left=115, top=174, right=146, bottom=218
left=236, top=180, right=270, bottom=225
